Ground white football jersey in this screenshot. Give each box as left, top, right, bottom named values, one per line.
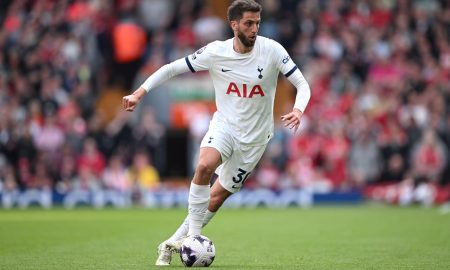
left=185, top=36, right=299, bottom=145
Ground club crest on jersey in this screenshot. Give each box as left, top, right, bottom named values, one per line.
left=226, top=82, right=265, bottom=98
left=257, top=66, right=263, bottom=79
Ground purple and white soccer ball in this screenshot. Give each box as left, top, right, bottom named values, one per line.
left=180, top=235, right=216, bottom=267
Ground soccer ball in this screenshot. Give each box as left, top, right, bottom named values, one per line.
left=180, top=235, right=216, bottom=267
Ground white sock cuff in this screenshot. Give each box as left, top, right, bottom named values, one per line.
left=189, top=183, right=210, bottom=204
left=202, top=210, right=216, bottom=227
left=168, top=217, right=189, bottom=242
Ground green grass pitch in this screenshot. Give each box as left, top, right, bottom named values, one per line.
left=1, top=206, right=449, bottom=270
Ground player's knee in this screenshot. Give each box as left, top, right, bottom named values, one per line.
left=195, top=162, right=215, bottom=179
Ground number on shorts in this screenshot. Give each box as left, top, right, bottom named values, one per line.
left=232, top=168, right=251, bottom=186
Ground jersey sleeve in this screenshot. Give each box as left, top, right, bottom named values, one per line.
left=271, top=40, right=311, bottom=113
left=271, top=40, right=298, bottom=78
left=140, top=58, right=190, bottom=92
left=184, top=43, right=215, bottom=72
left=287, top=68, right=311, bottom=113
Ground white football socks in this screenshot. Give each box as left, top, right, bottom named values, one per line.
left=187, top=183, right=210, bottom=236
left=202, top=210, right=216, bottom=227
left=168, top=210, right=217, bottom=242
left=168, top=216, right=189, bottom=242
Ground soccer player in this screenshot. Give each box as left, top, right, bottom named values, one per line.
left=122, top=0, right=311, bottom=266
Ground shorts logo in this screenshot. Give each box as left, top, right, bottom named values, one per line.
left=282, top=56, right=290, bottom=64
left=208, top=137, right=213, bottom=143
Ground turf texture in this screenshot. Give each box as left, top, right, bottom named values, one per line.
left=0, top=205, right=449, bottom=269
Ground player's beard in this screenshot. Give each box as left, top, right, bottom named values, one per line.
left=237, top=30, right=256, bottom=48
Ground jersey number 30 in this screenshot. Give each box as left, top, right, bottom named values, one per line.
left=232, top=168, right=251, bottom=188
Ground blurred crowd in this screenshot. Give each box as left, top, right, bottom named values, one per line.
left=0, top=0, right=449, bottom=207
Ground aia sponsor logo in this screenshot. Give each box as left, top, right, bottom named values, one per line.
left=226, top=82, right=265, bottom=98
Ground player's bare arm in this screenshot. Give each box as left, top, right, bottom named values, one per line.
left=123, top=87, right=146, bottom=112
left=281, top=108, right=303, bottom=132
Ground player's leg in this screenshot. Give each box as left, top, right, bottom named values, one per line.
left=155, top=147, right=221, bottom=266
left=156, top=163, right=250, bottom=265
left=188, top=146, right=221, bottom=236
left=201, top=142, right=268, bottom=232
left=201, top=177, right=233, bottom=228
left=156, top=121, right=233, bottom=266
left=156, top=182, right=230, bottom=266
left=208, top=178, right=233, bottom=211
left=164, top=174, right=221, bottom=245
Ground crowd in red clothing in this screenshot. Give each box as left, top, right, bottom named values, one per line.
left=247, top=0, right=450, bottom=205
left=0, top=0, right=449, bottom=206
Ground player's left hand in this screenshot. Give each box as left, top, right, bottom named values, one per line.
left=281, top=108, right=303, bottom=132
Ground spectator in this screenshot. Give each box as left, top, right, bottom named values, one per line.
left=56, top=149, right=77, bottom=194
left=410, top=129, right=447, bottom=183
left=32, top=113, right=65, bottom=158
left=132, top=108, right=165, bottom=173
left=128, top=151, right=160, bottom=206
left=254, top=155, right=282, bottom=190
left=348, top=129, right=382, bottom=188
left=111, top=9, right=146, bottom=89
left=321, top=125, right=350, bottom=188
left=192, top=5, right=227, bottom=45
left=77, top=137, right=106, bottom=178
left=138, top=0, right=174, bottom=32
left=17, top=160, right=52, bottom=209
left=102, top=153, right=132, bottom=207
left=1, top=165, right=19, bottom=208
left=64, top=165, right=102, bottom=208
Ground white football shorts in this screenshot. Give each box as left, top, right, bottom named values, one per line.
left=200, top=119, right=267, bottom=193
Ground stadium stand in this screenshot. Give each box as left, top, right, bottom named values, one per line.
left=0, top=0, right=449, bottom=208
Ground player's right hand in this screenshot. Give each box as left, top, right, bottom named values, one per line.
left=122, top=94, right=139, bottom=112
left=122, top=87, right=146, bottom=112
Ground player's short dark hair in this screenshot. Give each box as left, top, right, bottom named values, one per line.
left=227, top=0, right=262, bottom=22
